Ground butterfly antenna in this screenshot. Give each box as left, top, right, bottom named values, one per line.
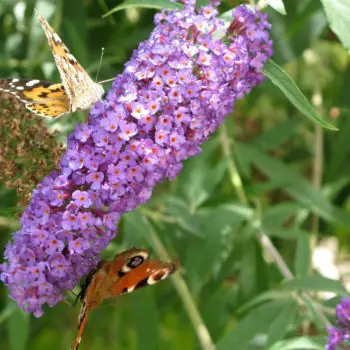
left=99, top=77, right=115, bottom=84
left=96, top=48, right=115, bottom=85
left=95, top=47, right=105, bottom=83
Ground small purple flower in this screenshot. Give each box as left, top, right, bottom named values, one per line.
left=77, top=212, right=93, bottom=230
left=1, top=2, right=273, bottom=317
left=169, top=132, right=185, bottom=149
left=72, top=191, right=92, bottom=208
left=131, top=102, right=149, bottom=119
left=119, top=121, right=138, bottom=141
left=75, top=124, right=92, bottom=142
left=100, top=115, right=119, bottom=133
left=62, top=212, right=78, bottom=230
left=69, top=238, right=90, bottom=255
left=31, top=229, right=48, bottom=247
left=86, top=172, right=104, bottom=190
left=45, top=238, right=64, bottom=255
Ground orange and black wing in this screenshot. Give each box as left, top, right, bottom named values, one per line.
left=72, top=248, right=151, bottom=350
left=0, top=78, right=70, bottom=118
left=72, top=248, right=179, bottom=350
left=110, top=258, right=180, bottom=295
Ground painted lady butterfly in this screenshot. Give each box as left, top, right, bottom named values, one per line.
left=72, top=247, right=179, bottom=350
left=0, top=9, right=105, bottom=118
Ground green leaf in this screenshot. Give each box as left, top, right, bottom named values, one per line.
left=251, top=118, right=300, bottom=152
left=267, top=300, right=297, bottom=347
left=294, top=233, right=311, bottom=278
left=301, top=295, right=328, bottom=331
left=184, top=205, right=244, bottom=292
left=0, top=303, right=16, bottom=324
left=283, top=275, right=348, bottom=296
left=201, top=287, right=232, bottom=340
left=177, top=138, right=226, bottom=209
left=268, top=336, right=326, bottom=350
left=7, top=302, right=29, bottom=350
left=124, top=209, right=153, bottom=243
left=103, top=0, right=183, bottom=18
left=263, top=59, right=337, bottom=130
left=320, top=0, right=350, bottom=51
left=239, top=238, right=269, bottom=301
left=131, top=290, right=159, bottom=350
left=261, top=202, right=305, bottom=233
left=238, top=290, right=290, bottom=313
left=236, top=142, right=350, bottom=229
left=159, top=196, right=204, bottom=236
left=216, top=300, right=288, bottom=350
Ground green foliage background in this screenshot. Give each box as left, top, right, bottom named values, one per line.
left=0, top=0, right=349, bottom=349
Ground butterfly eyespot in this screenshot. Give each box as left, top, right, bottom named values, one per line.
left=127, top=255, right=145, bottom=268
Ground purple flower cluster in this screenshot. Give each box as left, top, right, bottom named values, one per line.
left=328, top=298, right=350, bottom=349
left=0, top=1, right=273, bottom=317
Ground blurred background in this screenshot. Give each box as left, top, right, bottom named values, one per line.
left=0, top=0, right=349, bottom=349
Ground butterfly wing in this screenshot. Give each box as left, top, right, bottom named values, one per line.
left=73, top=253, right=178, bottom=350
left=109, top=258, right=180, bottom=295
left=0, top=78, right=70, bottom=118
left=35, top=10, right=104, bottom=112
left=72, top=248, right=151, bottom=350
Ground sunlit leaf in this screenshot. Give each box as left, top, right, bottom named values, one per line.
left=320, top=0, right=350, bottom=51
left=269, top=336, right=326, bottom=350
left=259, top=0, right=286, bottom=15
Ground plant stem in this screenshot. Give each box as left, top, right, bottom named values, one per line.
left=147, top=223, right=216, bottom=350
left=257, top=231, right=294, bottom=280
left=219, top=126, right=248, bottom=205
left=311, top=89, right=324, bottom=248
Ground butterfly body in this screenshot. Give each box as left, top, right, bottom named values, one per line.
left=0, top=10, right=104, bottom=118
left=72, top=247, right=179, bottom=350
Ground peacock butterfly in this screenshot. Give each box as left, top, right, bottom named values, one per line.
left=72, top=247, right=179, bottom=350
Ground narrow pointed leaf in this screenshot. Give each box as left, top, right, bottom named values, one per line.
left=294, top=233, right=311, bottom=278
left=103, top=0, right=183, bottom=18
left=263, top=59, right=337, bottom=130
left=216, top=300, right=286, bottom=350
left=283, top=275, right=348, bottom=296
left=267, top=300, right=297, bottom=346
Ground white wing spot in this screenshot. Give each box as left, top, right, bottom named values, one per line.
left=127, top=285, right=135, bottom=293
left=53, top=33, right=61, bottom=43
left=26, top=80, right=40, bottom=87
left=12, top=79, right=19, bottom=83
left=16, top=86, right=24, bottom=91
